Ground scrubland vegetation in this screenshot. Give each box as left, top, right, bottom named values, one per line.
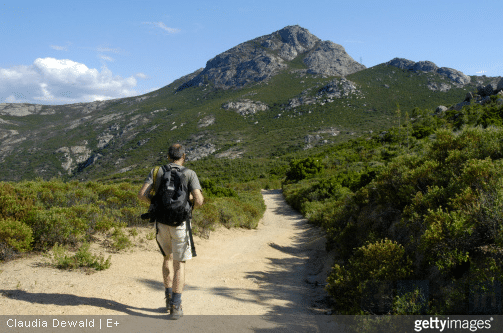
left=0, top=176, right=266, bottom=272
left=283, top=94, right=503, bottom=314
left=1, top=66, right=502, bottom=315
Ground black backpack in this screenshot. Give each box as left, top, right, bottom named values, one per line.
left=151, top=165, right=192, bottom=226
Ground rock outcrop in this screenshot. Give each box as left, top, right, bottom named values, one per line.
left=498, top=78, right=503, bottom=92
left=478, top=82, right=498, bottom=96
left=387, top=58, right=471, bottom=85
left=197, top=115, right=215, bottom=128
left=436, top=77, right=503, bottom=112
left=0, top=103, right=44, bottom=116
left=222, top=100, right=268, bottom=116
left=427, top=82, right=452, bottom=92
left=186, top=143, right=217, bottom=161
left=303, top=41, right=365, bottom=76
left=55, top=144, right=93, bottom=175
left=284, top=77, right=363, bottom=110
left=475, top=78, right=503, bottom=97
left=177, top=25, right=365, bottom=91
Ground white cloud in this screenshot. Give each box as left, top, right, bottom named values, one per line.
left=135, top=72, right=148, bottom=79
left=0, top=57, right=139, bottom=105
left=50, top=45, right=68, bottom=51
left=99, top=54, right=115, bottom=62
left=96, top=46, right=122, bottom=54
left=143, top=21, right=181, bottom=34
left=50, top=42, right=72, bottom=51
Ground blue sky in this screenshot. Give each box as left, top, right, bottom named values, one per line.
left=1, top=0, right=502, bottom=105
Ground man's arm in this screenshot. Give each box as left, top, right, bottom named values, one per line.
left=138, top=183, right=153, bottom=204
left=190, top=189, right=204, bottom=208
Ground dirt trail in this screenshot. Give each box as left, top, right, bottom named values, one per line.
left=0, top=190, right=335, bottom=317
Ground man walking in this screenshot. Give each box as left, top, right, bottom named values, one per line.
left=138, top=144, right=204, bottom=319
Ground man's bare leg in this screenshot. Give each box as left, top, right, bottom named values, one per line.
left=172, top=260, right=185, bottom=293
left=163, top=254, right=174, bottom=288
left=162, top=254, right=174, bottom=313
left=162, top=255, right=185, bottom=292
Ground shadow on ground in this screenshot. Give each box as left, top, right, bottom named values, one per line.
left=0, top=190, right=338, bottom=331
left=203, top=189, right=336, bottom=332
left=0, top=278, right=169, bottom=318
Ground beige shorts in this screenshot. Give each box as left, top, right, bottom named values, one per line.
left=155, top=221, right=192, bottom=261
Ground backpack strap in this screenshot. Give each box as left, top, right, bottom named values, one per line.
left=151, top=166, right=161, bottom=195
left=187, top=219, right=197, bottom=257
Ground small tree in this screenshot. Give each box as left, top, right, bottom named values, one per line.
left=285, top=157, right=323, bottom=182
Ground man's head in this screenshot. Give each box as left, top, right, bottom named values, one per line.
left=168, top=144, right=185, bottom=162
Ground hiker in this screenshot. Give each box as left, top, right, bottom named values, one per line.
left=137, top=143, right=204, bottom=319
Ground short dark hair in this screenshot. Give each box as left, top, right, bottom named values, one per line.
left=168, top=144, right=185, bottom=160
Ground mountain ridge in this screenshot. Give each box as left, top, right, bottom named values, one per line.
left=386, top=57, right=471, bottom=85
left=0, top=25, right=498, bottom=182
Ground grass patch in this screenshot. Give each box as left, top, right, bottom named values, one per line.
left=51, top=242, right=111, bottom=272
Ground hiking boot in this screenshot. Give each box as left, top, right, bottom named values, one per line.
left=170, top=303, right=183, bottom=320
left=165, top=296, right=175, bottom=314
left=165, top=296, right=171, bottom=314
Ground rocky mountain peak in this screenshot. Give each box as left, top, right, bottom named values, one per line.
left=177, top=25, right=365, bottom=91
left=261, top=25, right=320, bottom=60
left=387, top=57, right=471, bottom=85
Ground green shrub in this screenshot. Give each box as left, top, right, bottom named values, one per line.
left=214, top=197, right=262, bottom=229
left=393, top=288, right=428, bottom=315
left=73, top=242, right=111, bottom=270
left=216, top=198, right=246, bottom=229
left=200, top=178, right=238, bottom=198
left=0, top=183, right=36, bottom=222
left=326, top=239, right=413, bottom=314
left=119, top=207, right=143, bottom=226
left=190, top=181, right=265, bottom=235
left=0, top=218, right=33, bottom=253
left=26, top=207, right=87, bottom=250
left=51, top=243, right=74, bottom=268
left=128, top=227, right=139, bottom=238
left=94, top=208, right=119, bottom=232
left=191, top=198, right=219, bottom=237
left=51, top=242, right=111, bottom=271
left=350, top=239, right=412, bottom=281
left=285, top=157, right=323, bottom=182
left=0, top=173, right=266, bottom=268
left=310, top=177, right=349, bottom=201
left=109, top=227, right=132, bottom=251
left=420, top=209, right=471, bottom=272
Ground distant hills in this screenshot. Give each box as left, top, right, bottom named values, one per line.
left=0, top=25, right=499, bottom=182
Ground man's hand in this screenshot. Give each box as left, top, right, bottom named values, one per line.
left=138, top=183, right=153, bottom=204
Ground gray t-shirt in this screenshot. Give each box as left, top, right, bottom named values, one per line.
left=144, top=163, right=202, bottom=194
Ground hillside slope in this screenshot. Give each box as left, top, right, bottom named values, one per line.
left=0, top=26, right=496, bottom=182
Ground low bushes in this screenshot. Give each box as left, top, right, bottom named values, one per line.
left=283, top=122, right=503, bottom=315
left=0, top=177, right=266, bottom=262
left=285, top=157, right=323, bottom=182
left=0, top=180, right=146, bottom=257
left=327, top=239, right=413, bottom=314
left=51, top=242, right=111, bottom=271
left=0, top=218, right=33, bottom=253
left=192, top=179, right=266, bottom=236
